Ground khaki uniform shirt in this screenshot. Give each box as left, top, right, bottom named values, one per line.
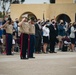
left=19, top=22, right=30, bottom=34
left=29, top=23, right=35, bottom=35
left=4, top=24, right=13, bottom=34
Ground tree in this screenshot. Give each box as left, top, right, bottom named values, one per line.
left=0, top=0, right=25, bottom=16
left=21, top=0, right=25, bottom=3
left=0, top=12, right=3, bottom=18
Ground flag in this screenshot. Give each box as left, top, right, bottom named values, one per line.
left=43, top=13, right=45, bottom=21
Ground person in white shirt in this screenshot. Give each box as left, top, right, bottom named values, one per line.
left=70, top=22, right=76, bottom=51
left=42, top=21, right=49, bottom=53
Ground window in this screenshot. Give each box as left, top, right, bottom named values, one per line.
left=49, top=0, right=55, bottom=3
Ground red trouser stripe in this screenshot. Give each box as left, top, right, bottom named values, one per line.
left=28, top=35, right=30, bottom=57
left=20, top=33, right=23, bottom=57
left=6, top=34, right=8, bottom=54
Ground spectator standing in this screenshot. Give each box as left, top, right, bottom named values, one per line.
left=58, top=20, right=66, bottom=50
left=35, top=19, right=42, bottom=53
left=42, top=20, right=49, bottom=53
left=70, top=22, right=76, bottom=52
left=0, top=18, right=3, bottom=38
left=2, top=16, right=7, bottom=53
left=13, top=18, right=19, bottom=39
left=46, top=19, right=57, bottom=53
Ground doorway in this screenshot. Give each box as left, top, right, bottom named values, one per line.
left=56, top=14, right=71, bottom=23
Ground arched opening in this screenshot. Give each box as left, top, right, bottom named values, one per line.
left=56, top=14, right=71, bottom=23
left=19, top=12, right=37, bottom=21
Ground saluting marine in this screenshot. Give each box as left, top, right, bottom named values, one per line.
left=28, top=17, right=35, bottom=58
left=0, top=19, right=14, bottom=55
left=18, top=15, right=30, bottom=59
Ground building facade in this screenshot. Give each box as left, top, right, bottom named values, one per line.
left=10, top=0, right=76, bottom=22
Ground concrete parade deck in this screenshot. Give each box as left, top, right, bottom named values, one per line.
left=0, top=52, right=76, bottom=75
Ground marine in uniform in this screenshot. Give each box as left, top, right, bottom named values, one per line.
left=28, top=17, right=35, bottom=58
left=18, top=15, right=30, bottom=59
left=0, top=19, right=13, bottom=55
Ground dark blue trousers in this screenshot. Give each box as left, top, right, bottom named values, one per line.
left=20, top=33, right=28, bottom=58
left=6, top=33, right=12, bottom=55
left=28, top=35, right=35, bottom=58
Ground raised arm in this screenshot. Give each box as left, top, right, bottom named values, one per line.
left=0, top=21, right=9, bottom=29
left=18, top=18, right=25, bottom=27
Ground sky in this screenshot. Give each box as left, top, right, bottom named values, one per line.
left=23, top=0, right=50, bottom=4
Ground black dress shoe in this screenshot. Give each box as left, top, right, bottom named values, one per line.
left=20, top=57, right=28, bottom=59
left=49, top=51, right=53, bottom=53
left=29, top=57, right=35, bottom=58
left=7, top=53, right=14, bottom=55
left=25, top=57, right=29, bottom=59
left=11, top=53, right=14, bottom=55
left=53, top=52, right=57, bottom=53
